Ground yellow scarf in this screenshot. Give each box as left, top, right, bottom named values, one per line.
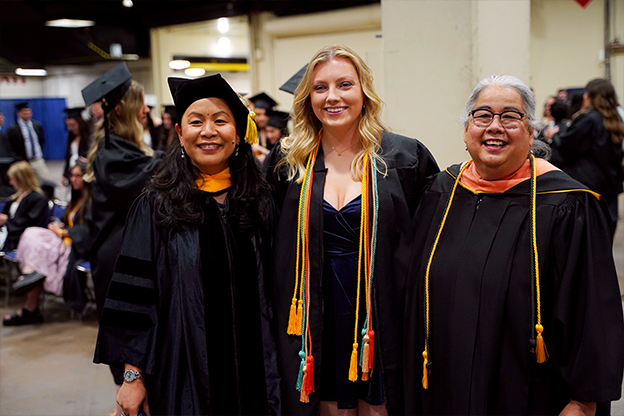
left=195, top=167, right=232, bottom=193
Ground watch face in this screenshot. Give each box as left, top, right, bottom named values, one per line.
left=124, top=370, right=136, bottom=382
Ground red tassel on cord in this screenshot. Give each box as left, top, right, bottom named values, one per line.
left=300, top=355, right=314, bottom=402
left=303, top=356, right=315, bottom=394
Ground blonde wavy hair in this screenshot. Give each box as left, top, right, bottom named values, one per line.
left=278, top=44, right=389, bottom=183
left=85, top=80, right=154, bottom=182
left=8, top=161, right=42, bottom=198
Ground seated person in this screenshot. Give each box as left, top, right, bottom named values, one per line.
left=0, top=161, right=48, bottom=253
left=3, top=161, right=90, bottom=326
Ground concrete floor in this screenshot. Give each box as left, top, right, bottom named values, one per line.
left=1, top=161, right=624, bottom=415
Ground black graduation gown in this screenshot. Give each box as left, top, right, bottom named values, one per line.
left=1, top=191, right=48, bottom=252
left=94, top=192, right=280, bottom=416
left=551, top=110, right=623, bottom=227
left=264, top=131, right=439, bottom=415
left=404, top=164, right=624, bottom=415
left=87, top=133, right=162, bottom=317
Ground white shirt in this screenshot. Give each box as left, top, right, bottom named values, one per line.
left=16, top=118, right=43, bottom=159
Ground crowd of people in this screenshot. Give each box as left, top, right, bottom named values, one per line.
left=0, top=44, right=623, bottom=416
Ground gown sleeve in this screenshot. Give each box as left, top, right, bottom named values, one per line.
left=95, top=139, right=163, bottom=211
left=94, top=194, right=160, bottom=375
left=549, top=192, right=624, bottom=402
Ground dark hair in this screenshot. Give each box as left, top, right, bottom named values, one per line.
left=146, top=141, right=273, bottom=232
left=568, top=92, right=584, bottom=119
left=62, top=160, right=91, bottom=225
left=584, top=78, right=624, bottom=144
left=66, top=117, right=92, bottom=160
left=550, top=97, right=568, bottom=122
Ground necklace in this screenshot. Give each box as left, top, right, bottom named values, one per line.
left=331, top=143, right=355, bottom=156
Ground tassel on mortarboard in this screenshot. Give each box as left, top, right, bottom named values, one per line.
left=245, top=110, right=259, bottom=145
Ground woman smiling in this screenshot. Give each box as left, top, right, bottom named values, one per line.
left=95, top=74, right=279, bottom=416
left=404, top=75, right=623, bottom=416
left=265, top=44, right=439, bottom=415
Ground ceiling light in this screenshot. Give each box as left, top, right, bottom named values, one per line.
left=169, top=60, right=191, bottom=70
left=185, top=68, right=206, bottom=77
left=217, top=18, right=229, bottom=34
left=215, top=37, right=231, bottom=56
left=45, top=19, right=95, bottom=28
left=122, top=0, right=133, bottom=7
left=15, top=68, right=47, bottom=76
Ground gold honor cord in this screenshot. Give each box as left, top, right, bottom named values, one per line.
left=421, top=155, right=548, bottom=390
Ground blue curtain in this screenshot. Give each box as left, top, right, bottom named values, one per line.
left=0, top=98, right=68, bottom=160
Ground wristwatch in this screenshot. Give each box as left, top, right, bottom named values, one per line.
left=123, top=369, right=144, bottom=383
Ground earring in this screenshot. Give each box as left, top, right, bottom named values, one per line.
left=464, top=144, right=468, bottom=151
left=235, top=143, right=239, bottom=157
left=180, top=144, right=185, bottom=158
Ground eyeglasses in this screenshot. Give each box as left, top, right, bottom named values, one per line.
left=470, top=109, right=526, bottom=129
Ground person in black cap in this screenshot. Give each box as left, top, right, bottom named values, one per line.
left=264, top=44, right=439, bottom=416
left=5, top=102, right=50, bottom=179
left=255, top=110, right=291, bottom=164
left=81, top=62, right=162, bottom=415
left=94, top=73, right=279, bottom=416
left=62, top=108, right=91, bottom=189
left=249, top=92, right=277, bottom=147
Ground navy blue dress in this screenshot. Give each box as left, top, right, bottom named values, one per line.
left=320, top=195, right=384, bottom=409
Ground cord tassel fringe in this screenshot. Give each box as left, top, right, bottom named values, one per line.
left=535, top=324, right=548, bottom=363
left=287, top=298, right=297, bottom=335
left=348, top=343, right=359, bottom=382
left=422, top=350, right=429, bottom=389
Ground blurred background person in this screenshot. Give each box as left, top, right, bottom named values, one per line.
left=82, top=62, right=162, bottom=416
left=3, top=161, right=91, bottom=326
left=5, top=102, right=51, bottom=180
left=0, top=161, right=48, bottom=254
left=548, top=78, right=624, bottom=230
left=62, top=108, right=92, bottom=190
left=540, top=95, right=556, bottom=126
left=249, top=92, right=277, bottom=147
left=157, top=105, right=177, bottom=151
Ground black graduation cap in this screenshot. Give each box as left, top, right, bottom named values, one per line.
left=15, top=102, right=30, bottom=111
left=279, top=64, right=309, bottom=95
left=63, top=107, right=85, bottom=121
left=168, top=74, right=253, bottom=143
left=248, top=92, right=277, bottom=110
left=81, top=62, right=132, bottom=114
left=266, top=110, right=290, bottom=131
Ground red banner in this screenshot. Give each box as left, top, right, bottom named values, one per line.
left=575, top=0, right=592, bottom=8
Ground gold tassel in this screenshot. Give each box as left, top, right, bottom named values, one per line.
left=422, top=350, right=429, bottom=389
left=287, top=298, right=297, bottom=335
left=245, top=111, right=259, bottom=145
left=295, top=300, right=303, bottom=336
left=535, top=324, right=548, bottom=363
left=348, top=343, right=359, bottom=382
